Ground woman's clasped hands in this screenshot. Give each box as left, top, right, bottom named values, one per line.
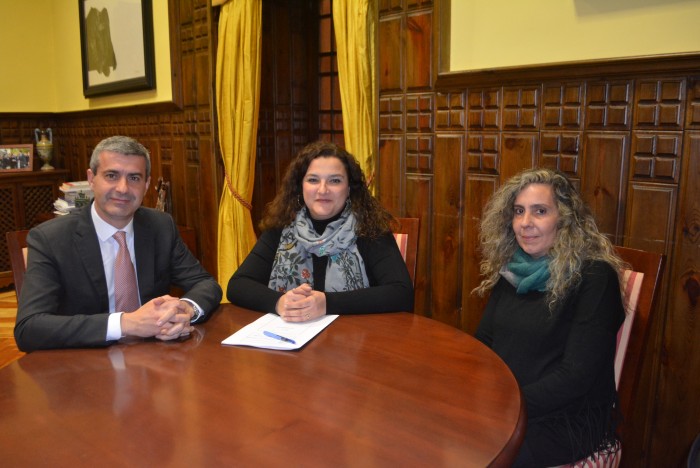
left=276, top=284, right=326, bottom=322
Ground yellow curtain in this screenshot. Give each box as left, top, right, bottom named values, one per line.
left=333, top=0, right=378, bottom=190
left=215, top=0, right=262, bottom=296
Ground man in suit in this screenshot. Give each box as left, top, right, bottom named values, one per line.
left=14, top=136, right=222, bottom=352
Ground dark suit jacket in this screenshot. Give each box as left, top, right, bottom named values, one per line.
left=14, top=205, right=222, bottom=352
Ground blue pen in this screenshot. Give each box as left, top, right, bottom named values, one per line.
left=263, top=330, right=296, bottom=344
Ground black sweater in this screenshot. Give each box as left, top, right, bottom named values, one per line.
left=227, top=227, right=414, bottom=314
left=476, top=260, right=625, bottom=466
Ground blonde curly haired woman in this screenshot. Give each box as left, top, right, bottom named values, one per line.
left=474, top=168, right=627, bottom=467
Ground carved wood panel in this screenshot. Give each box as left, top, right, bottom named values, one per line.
left=431, top=134, right=463, bottom=327
left=406, top=11, right=433, bottom=90
left=542, top=82, right=585, bottom=130
left=653, top=131, right=700, bottom=464
left=581, top=133, right=629, bottom=243
left=377, top=135, right=404, bottom=213
left=406, top=174, right=432, bottom=316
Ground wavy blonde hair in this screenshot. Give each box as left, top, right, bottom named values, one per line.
left=473, top=168, right=627, bottom=310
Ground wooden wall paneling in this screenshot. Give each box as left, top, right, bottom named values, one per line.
left=468, top=88, right=501, bottom=131
left=377, top=136, right=404, bottom=214
left=540, top=131, right=581, bottom=175
left=253, top=106, right=276, bottom=232
left=435, top=91, right=466, bottom=132
left=430, top=134, right=463, bottom=327
left=580, top=133, right=629, bottom=243
left=585, top=80, right=633, bottom=131
left=181, top=44, right=196, bottom=108
left=500, top=133, right=539, bottom=182
left=461, top=174, right=497, bottom=334
left=650, top=131, right=700, bottom=465
left=406, top=93, right=434, bottom=133
left=199, top=151, right=222, bottom=269
left=406, top=134, right=433, bottom=172
left=378, top=15, right=404, bottom=93
left=406, top=10, right=433, bottom=90
left=405, top=174, right=432, bottom=316
left=630, top=131, right=683, bottom=183
left=407, top=0, right=434, bottom=8
left=634, top=78, right=686, bottom=130
left=379, top=0, right=403, bottom=14
left=378, top=95, right=406, bottom=133
left=622, top=180, right=676, bottom=466
left=686, top=76, right=700, bottom=128
left=466, top=132, right=499, bottom=175
left=542, top=82, right=585, bottom=130
left=253, top=21, right=276, bottom=231
left=624, top=183, right=676, bottom=253
left=502, top=85, right=540, bottom=131
left=620, top=80, right=686, bottom=465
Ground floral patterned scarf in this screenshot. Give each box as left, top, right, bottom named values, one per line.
left=268, top=205, right=369, bottom=293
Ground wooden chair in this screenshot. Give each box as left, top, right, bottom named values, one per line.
left=5, top=230, right=30, bottom=298
left=393, top=217, right=419, bottom=286
left=614, top=247, right=665, bottom=443
left=5, top=226, right=198, bottom=299
left=564, top=246, right=665, bottom=467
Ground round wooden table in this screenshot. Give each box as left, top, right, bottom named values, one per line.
left=0, top=305, right=525, bottom=467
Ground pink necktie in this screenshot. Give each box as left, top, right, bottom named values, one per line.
left=113, top=231, right=140, bottom=312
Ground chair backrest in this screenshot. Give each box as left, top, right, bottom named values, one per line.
left=615, top=268, right=644, bottom=387
left=688, top=432, right=700, bottom=468
left=5, top=230, right=30, bottom=298
left=5, top=226, right=197, bottom=299
left=614, top=246, right=665, bottom=429
left=393, top=218, right=419, bottom=286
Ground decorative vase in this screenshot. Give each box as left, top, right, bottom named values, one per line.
left=34, top=128, right=54, bottom=171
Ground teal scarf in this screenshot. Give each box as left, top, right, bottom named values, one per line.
left=501, top=247, right=551, bottom=294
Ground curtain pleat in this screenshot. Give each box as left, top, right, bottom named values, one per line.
left=215, top=0, right=262, bottom=297
left=333, top=0, right=377, bottom=191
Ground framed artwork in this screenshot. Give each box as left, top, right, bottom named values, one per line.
left=0, top=144, right=34, bottom=173
left=78, top=0, right=155, bottom=98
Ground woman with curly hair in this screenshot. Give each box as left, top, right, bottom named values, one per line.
left=227, top=141, right=413, bottom=320
left=473, top=168, right=627, bottom=467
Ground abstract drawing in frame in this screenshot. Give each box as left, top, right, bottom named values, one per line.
left=79, top=0, right=155, bottom=97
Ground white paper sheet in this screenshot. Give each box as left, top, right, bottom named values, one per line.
left=221, top=313, right=339, bottom=350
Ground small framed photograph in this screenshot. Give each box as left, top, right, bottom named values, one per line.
left=0, top=144, right=34, bottom=172
left=78, top=0, right=156, bottom=98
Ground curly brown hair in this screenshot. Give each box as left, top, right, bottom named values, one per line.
left=259, top=140, right=395, bottom=238
left=473, top=168, right=628, bottom=310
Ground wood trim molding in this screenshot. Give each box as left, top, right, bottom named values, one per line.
left=436, top=53, right=700, bottom=90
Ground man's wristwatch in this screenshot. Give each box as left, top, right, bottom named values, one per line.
left=181, top=299, right=203, bottom=322
left=190, top=303, right=203, bottom=322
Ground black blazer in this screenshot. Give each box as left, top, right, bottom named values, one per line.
left=14, top=204, right=222, bottom=352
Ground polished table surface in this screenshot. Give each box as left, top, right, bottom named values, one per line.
left=0, top=305, right=525, bottom=467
